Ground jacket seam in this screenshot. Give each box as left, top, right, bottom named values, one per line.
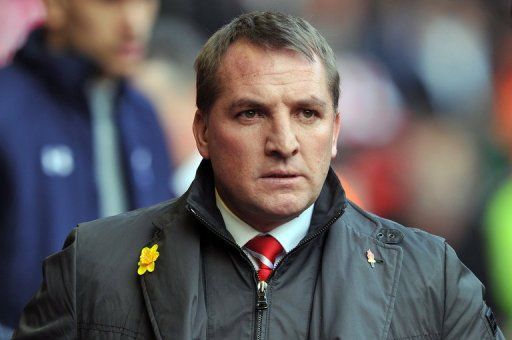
left=441, top=241, right=447, bottom=337
left=74, top=227, right=79, bottom=339
left=77, top=321, right=140, bottom=338
left=201, top=234, right=213, bottom=340
left=305, top=232, right=326, bottom=338
left=140, top=276, right=163, bottom=340
left=392, top=332, right=441, bottom=339
left=479, top=305, right=495, bottom=338
left=379, top=242, right=402, bottom=340
left=345, top=202, right=382, bottom=235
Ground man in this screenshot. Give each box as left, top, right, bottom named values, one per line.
left=14, top=11, right=503, bottom=339
left=0, top=0, right=173, bottom=331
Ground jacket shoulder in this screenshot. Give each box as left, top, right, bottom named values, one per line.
left=341, top=201, right=446, bottom=253
left=340, top=202, right=501, bottom=338
left=340, top=201, right=449, bottom=283
left=75, top=198, right=179, bottom=250
left=0, top=63, right=47, bottom=128
left=0, top=63, right=40, bottom=97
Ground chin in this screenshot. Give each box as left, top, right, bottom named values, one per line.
left=103, top=62, right=138, bottom=78
left=262, top=199, right=309, bottom=220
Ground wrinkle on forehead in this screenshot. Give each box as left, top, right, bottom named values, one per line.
left=238, top=70, right=319, bottom=87
left=225, top=60, right=323, bottom=90
left=219, top=41, right=319, bottom=82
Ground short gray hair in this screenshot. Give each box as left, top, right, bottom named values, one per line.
left=194, top=11, right=340, bottom=114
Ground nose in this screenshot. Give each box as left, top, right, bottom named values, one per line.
left=265, top=115, right=299, bottom=159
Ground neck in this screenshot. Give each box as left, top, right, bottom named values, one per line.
left=214, top=189, right=300, bottom=233
left=45, top=30, right=67, bottom=52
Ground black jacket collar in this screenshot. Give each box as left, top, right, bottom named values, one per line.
left=185, top=159, right=347, bottom=241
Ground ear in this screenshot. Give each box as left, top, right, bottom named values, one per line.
left=43, top=0, right=68, bottom=32
left=193, top=110, right=210, bottom=159
left=331, top=112, right=341, bottom=159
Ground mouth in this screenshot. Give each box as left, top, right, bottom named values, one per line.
left=261, top=170, right=302, bottom=180
left=264, top=174, right=298, bottom=178
left=262, top=170, right=300, bottom=178
left=117, top=42, right=144, bottom=60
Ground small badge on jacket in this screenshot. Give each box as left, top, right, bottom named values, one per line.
left=365, top=249, right=383, bottom=268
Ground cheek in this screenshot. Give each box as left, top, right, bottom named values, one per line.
left=69, top=22, right=108, bottom=55
left=209, top=129, right=261, bottom=176
left=139, top=5, right=159, bottom=34
left=211, top=126, right=260, bottom=155
left=303, top=128, right=334, bottom=159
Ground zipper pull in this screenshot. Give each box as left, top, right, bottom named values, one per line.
left=256, top=280, right=268, bottom=310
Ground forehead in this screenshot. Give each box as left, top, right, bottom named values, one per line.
left=67, top=0, right=111, bottom=12
left=66, top=0, right=141, bottom=18
left=220, top=41, right=315, bottom=79
left=216, top=41, right=331, bottom=103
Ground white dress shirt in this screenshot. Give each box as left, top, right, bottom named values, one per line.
left=215, top=190, right=313, bottom=270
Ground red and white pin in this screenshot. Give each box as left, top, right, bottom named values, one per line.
left=366, top=249, right=376, bottom=268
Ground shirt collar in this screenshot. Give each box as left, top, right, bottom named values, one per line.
left=215, top=190, right=313, bottom=253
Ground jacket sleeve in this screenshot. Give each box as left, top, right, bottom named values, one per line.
left=12, top=228, right=78, bottom=340
left=442, top=242, right=505, bottom=339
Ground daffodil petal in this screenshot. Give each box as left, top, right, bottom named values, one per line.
left=137, top=244, right=159, bottom=275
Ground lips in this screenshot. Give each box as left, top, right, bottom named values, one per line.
left=259, top=171, right=302, bottom=188
left=265, top=173, right=297, bottom=178
left=117, top=42, right=144, bottom=60
left=261, top=170, right=301, bottom=178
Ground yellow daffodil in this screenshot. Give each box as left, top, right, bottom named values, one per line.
left=137, top=244, right=159, bottom=275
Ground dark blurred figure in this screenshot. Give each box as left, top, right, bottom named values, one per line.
left=135, top=16, right=205, bottom=195
left=160, top=0, right=244, bottom=36
left=0, top=0, right=174, bottom=333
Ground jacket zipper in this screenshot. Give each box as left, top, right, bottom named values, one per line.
left=187, top=205, right=344, bottom=339
left=255, top=280, right=268, bottom=340
left=188, top=206, right=267, bottom=339
left=269, top=208, right=344, bottom=279
left=251, top=211, right=343, bottom=339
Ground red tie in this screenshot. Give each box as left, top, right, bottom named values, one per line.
left=245, top=235, right=284, bottom=281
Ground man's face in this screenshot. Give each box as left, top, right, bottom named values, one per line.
left=51, top=0, right=158, bottom=77
left=194, top=41, right=341, bottom=231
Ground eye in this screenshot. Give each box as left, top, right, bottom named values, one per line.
left=297, top=109, right=319, bottom=122
left=302, top=109, right=316, bottom=118
left=237, top=109, right=264, bottom=120
left=241, top=110, right=258, bottom=118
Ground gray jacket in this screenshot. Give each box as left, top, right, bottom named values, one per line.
left=14, top=161, right=504, bottom=339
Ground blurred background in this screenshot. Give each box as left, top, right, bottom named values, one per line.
left=1, top=0, right=511, bottom=335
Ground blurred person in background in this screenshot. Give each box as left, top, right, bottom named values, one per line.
left=159, top=0, right=244, bottom=36
left=0, top=0, right=174, bottom=334
left=135, top=16, right=205, bottom=195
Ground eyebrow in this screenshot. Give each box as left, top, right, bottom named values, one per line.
left=228, top=99, right=266, bottom=112
left=295, top=97, right=328, bottom=109
left=228, top=96, right=328, bottom=112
